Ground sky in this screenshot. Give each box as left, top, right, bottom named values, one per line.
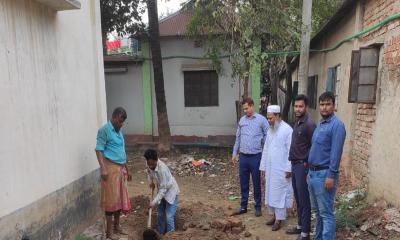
left=141, top=0, right=189, bottom=23
left=108, top=0, right=188, bottom=40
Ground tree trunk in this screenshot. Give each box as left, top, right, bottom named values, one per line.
left=269, top=59, right=278, bottom=105
left=243, top=74, right=249, bottom=100
left=147, top=0, right=172, bottom=154
left=242, top=61, right=250, bottom=100
left=102, top=31, right=108, bottom=56
left=282, top=56, right=293, bottom=122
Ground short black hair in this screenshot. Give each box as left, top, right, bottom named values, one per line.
left=112, top=107, right=127, bottom=120
left=294, top=94, right=309, bottom=106
left=319, top=92, right=335, bottom=104
left=144, top=149, right=158, bottom=161
left=241, top=97, right=254, bottom=106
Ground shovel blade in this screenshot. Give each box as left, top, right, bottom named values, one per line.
left=143, top=228, right=158, bottom=240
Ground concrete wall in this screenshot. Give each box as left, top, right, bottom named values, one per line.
left=105, top=62, right=145, bottom=134
left=292, top=0, right=400, bottom=207
left=154, top=37, right=239, bottom=137
left=292, top=6, right=358, bottom=179
left=0, top=0, right=106, bottom=238
left=361, top=0, right=400, bottom=206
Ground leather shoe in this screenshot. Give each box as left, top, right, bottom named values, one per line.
left=271, top=220, right=281, bottom=231
left=296, top=235, right=310, bottom=240
left=286, top=226, right=302, bottom=235
left=255, top=210, right=262, bottom=217
left=265, top=217, right=276, bottom=225
left=231, top=208, right=247, bottom=216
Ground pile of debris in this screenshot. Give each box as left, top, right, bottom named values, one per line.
left=163, top=216, right=253, bottom=240
left=163, top=155, right=229, bottom=178
left=356, top=203, right=400, bottom=239
left=336, top=190, right=400, bottom=240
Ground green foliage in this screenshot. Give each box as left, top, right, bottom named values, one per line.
left=100, top=0, right=145, bottom=36
left=336, top=189, right=367, bottom=230
left=312, top=0, right=343, bottom=34
left=75, top=235, right=93, bottom=240
left=186, top=0, right=343, bottom=97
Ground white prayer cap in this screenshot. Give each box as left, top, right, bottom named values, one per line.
left=267, top=105, right=281, bottom=113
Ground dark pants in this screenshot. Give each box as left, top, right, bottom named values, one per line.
left=292, top=161, right=311, bottom=234
left=239, top=152, right=262, bottom=211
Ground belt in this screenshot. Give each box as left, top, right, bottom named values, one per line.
left=240, top=152, right=261, bottom=157
left=309, top=165, right=329, bottom=171
left=291, top=159, right=305, bottom=165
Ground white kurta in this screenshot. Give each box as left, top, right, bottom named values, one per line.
left=260, top=120, right=294, bottom=209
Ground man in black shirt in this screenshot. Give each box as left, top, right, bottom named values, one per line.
left=286, top=95, right=316, bottom=240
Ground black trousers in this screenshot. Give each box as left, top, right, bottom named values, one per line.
left=292, top=161, right=311, bottom=233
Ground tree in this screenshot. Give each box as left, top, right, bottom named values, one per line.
left=100, top=0, right=145, bottom=54
left=187, top=1, right=270, bottom=101
left=312, top=0, right=343, bottom=33
left=146, top=0, right=172, bottom=153
left=187, top=0, right=342, bottom=121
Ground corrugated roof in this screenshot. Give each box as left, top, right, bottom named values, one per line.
left=159, top=10, right=193, bottom=37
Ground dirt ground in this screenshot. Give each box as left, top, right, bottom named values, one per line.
left=79, top=147, right=400, bottom=240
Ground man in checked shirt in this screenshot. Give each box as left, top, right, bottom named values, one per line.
left=232, top=97, right=269, bottom=217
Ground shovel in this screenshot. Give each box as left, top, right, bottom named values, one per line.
left=143, top=187, right=159, bottom=240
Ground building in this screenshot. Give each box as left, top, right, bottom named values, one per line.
left=0, top=0, right=106, bottom=239
left=288, top=0, right=400, bottom=206
left=104, top=9, right=261, bottom=146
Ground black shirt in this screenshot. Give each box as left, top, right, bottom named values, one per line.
left=289, top=113, right=316, bottom=161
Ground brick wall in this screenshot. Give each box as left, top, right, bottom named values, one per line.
left=351, top=0, right=400, bottom=184
left=352, top=104, right=376, bottom=184
left=363, top=0, right=397, bottom=41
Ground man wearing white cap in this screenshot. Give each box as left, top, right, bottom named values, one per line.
left=260, top=105, right=294, bottom=231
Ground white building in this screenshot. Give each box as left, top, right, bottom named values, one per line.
left=0, top=0, right=106, bottom=239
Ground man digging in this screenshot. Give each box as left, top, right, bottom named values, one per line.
left=145, top=149, right=180, bottom=235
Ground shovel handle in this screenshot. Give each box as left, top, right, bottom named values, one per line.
left=147, top=186, right=155, bottom=228
left=147, top=208, right=152, bottom=228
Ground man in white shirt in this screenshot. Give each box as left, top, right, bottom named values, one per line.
left=145, top=149, right=180, bottom=235
left=260, top=105, right=294, bottom=231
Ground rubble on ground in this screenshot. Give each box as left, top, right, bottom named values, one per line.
left=163, top=154, right=228, bottom=178
left=336, top=190, right=400, bottom=240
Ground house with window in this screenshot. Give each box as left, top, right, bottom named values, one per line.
left=0, top=0, right=106, bottom=239
left=286, top=0, right=400, bottom=207
left=104, top=9, right=256, bottom=146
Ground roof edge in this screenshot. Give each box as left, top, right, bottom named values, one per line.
left=310, top=0, right=357, bottom=47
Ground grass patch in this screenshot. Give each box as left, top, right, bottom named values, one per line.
left=335, top=189, right=367, bottom=230
left=75, top=235, right=93, bottom=240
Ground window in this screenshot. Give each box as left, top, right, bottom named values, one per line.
left=326, top=65, right=341, bottom=109
left=307, top=75, right=318, bottom=109
left=348, top=47, right=380, bottom=103
left=184, top=70, right=218, bottom=107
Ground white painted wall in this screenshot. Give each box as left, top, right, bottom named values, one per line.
left=105, top=63, right=145, bottom=134
left=0, top=0, right=106, bottom=217
left=153, top=38, right=240, bottom=137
